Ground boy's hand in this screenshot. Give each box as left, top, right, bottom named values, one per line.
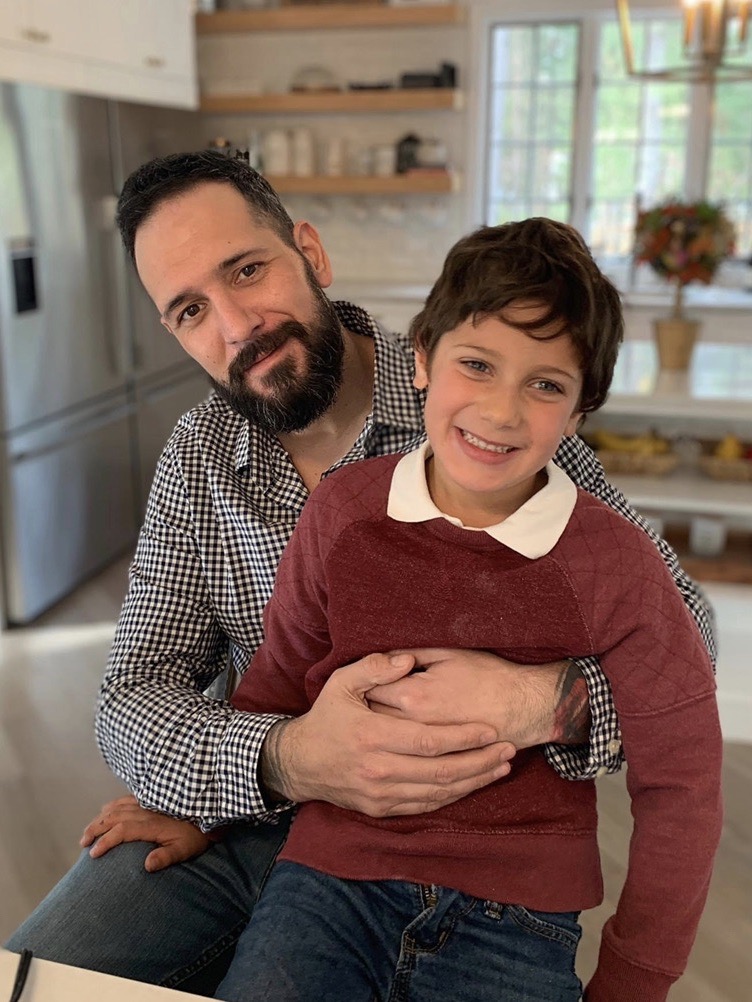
left=81, top=795, right=211, bottom=872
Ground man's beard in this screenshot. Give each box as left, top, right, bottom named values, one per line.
left=210, top=294, right=345, bottom=435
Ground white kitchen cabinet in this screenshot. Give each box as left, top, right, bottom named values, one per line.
left=0, top=0, right=197, bottom=109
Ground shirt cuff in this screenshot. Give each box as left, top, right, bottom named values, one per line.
left=543, top=655, right=624, bottom=780
left=203, top=711, right=295, bottom=829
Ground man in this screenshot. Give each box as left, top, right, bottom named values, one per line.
left=6, top=152, right=715, bottom=995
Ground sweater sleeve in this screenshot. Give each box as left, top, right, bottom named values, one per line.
left=571, top=520, right=723, bottom=1002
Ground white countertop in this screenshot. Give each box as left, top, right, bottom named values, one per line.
left=0, top=950, right=208, bottom=1001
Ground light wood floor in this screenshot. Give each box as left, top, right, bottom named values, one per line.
left=0, top=556, right=750, bottom=999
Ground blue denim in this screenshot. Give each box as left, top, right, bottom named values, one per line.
left=4, top=816, right=291, bottom=995
left=216, top=861, right=583, bottom=1002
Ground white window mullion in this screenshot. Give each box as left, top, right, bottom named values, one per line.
left=570, top=16, right=599, bottom=236
left=685, top=82, right=714, bottom=199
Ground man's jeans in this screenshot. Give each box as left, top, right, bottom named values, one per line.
left=4, top=815, right=291, bottom=996
left=216, top=860, right=584, bottom=1002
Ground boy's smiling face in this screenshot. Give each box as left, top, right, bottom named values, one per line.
left=414, top=306, right=583, bottom=528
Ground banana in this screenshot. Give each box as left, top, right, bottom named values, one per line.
left=593, top=429, right=670, bottom=456
left=714, top=434, right=744, bottom=461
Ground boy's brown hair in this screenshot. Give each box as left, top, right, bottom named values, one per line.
left=409, top=218, right=624, bottom=414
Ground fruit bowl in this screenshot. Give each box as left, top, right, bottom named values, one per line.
left=596, top=450, right=680, bottom=476
left=698, top=436, right=752, bottom=481
left=698, top=455, right=752, bottom=482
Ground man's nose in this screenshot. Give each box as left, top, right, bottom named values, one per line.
left=216, top=296, right=263, bottom=346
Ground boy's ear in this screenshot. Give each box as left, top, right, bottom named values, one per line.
left=293, top=220, right=333, bottom=289
left=564, top=411, right=583, bottom=437
left=413, top=348, right=429, bottom=390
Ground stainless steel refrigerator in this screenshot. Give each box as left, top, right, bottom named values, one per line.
left=0, top=82, right=210, bottom=625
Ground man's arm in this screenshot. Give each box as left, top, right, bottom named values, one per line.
left=95, top=434, right=291, bottom=829
left=556, top=434, right=716, bottom=659
left=365, top=437, right=714, bottom=784
left=99, top=435, right=513, bottom=829
left=366, top=650, right=592, bottom=748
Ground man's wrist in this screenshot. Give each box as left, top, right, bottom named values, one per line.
left=550, top=660, right=591, bottom=744
left=259, top=718, right=296, bottom=805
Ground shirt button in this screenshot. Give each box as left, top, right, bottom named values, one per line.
left=608, top=739, right=622, bottom=755
left=596, top=766, right=608, bottom=778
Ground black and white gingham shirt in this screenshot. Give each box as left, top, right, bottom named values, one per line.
left=96, top=303, right=716, bottom=829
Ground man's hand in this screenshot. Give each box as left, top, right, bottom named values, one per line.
left=261, top=652, right=515, bottom=818
left=366, top=649, right=591, bottom=748
left=80, top=796, right=211, bottom=872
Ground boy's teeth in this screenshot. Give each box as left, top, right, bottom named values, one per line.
left=461, top=430, right=513, bottom=453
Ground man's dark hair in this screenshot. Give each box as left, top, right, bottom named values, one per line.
left=116, top=150, right=296, bottom=263
left=409, top=218, right=624, bottom=414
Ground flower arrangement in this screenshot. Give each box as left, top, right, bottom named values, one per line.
left=634, top=199, right=736, bottom=315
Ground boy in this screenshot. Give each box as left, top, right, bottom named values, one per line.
left=220, top=218, right=722, bottom=1002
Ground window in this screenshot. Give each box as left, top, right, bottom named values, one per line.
left=485, top=11, right=752, bottom=267
left=486, top=23, right=580, bottom=226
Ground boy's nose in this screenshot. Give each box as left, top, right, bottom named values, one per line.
left=479, top=390, right=522, bottom=428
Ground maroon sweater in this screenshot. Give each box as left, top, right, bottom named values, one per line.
left=232, top=453, right=722, bottom=1002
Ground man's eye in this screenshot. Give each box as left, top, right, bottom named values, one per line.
left=177, top=303, right=201, bottom=324
left=240, top=263, right=258, bottom=278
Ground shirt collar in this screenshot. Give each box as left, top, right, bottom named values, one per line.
left=232, top=301, right=424, bottom=480
left=387, top=441, right=578, bottom=558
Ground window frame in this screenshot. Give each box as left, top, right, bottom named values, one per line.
left=467, top=0, right=751, bottom=287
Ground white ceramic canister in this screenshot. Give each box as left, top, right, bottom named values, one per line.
left=372, top=143, right=396, bottom=177
left=322, top=136, right=346, bottom=177
left=261, top=128, right=291, bottom=176
left=291, top=126, right=315, bottom=177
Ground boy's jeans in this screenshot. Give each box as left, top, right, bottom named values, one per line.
left=216, top=860, right=584, bottom=1002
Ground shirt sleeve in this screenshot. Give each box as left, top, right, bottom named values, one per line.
left=95, top=437, right=290, bottom=829
left=544, top=435, right=717, bottom=782
left=232, top=494, right=334, bottom=716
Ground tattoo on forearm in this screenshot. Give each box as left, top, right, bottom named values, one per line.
left=260, top=720, right=293, bottom=804
left=552, top=662, right=591, bottom=744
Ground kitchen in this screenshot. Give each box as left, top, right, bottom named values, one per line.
left=1, top=1, right=751, bottom=999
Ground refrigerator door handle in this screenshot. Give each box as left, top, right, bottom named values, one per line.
left=12, top=400, right=133, bottom=463
left=98, top=194, right=133, bottom=378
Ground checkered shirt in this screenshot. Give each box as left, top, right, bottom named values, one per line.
left=95, top=302, right=716, bottom=829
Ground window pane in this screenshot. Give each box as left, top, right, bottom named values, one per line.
left=535, top=86, right=577, bottom=143
left=710, top=81, right=752, bottom=256
left=708, top=145, right=751, bottom=200
left=590, top=15, right=690, bottom=257
left=492, top=26, right=534, bottom=84
left=486, top=22, right=578, bottom=224
left=538, top=24, right=578, bottom=82
left=489, top=86, right=532, bottom=144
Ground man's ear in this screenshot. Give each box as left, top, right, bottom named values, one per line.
left=294, top=220, right=333, bottom=289
left=414, top=348, right=429, bottom=390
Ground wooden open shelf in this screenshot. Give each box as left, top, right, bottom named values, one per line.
left=664, top=529, right=752, bottom=586
left=196, top=3, right=466, bottom=34
left=266, top=171, right=458, bottom=195
left=200, top=88, right=462, bottom=114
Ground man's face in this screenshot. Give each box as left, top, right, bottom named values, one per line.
left=134, top=182, right=344, bottom=433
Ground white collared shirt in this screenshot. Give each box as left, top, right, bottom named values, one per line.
left=387, top=441, right=578, bottom=559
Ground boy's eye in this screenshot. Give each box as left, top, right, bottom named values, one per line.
left=533, top=379, right=563, bottom=394
left=461, top=358, right=490, bottom=373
